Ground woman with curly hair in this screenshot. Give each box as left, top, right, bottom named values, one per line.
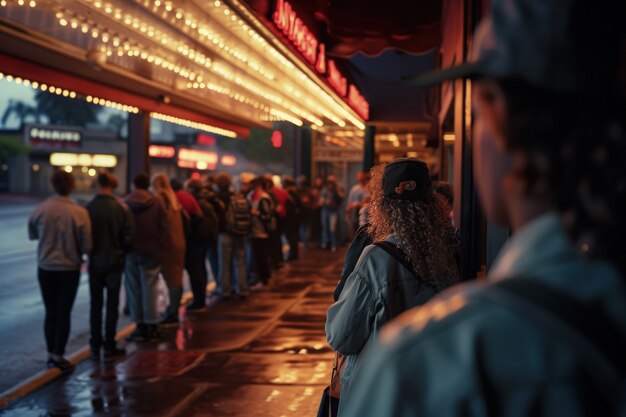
left=325, top=158, right=458, bottom=411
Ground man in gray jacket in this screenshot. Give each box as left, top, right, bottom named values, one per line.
left=341, top=0, right=626, bottom=416
left=29, top=170, right=92, bottom=372
left=86, top=172, right=134, bottom=359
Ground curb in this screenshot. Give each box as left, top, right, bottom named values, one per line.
left=0, top=323, right=136, bottom=409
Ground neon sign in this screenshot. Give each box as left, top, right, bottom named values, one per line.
left=273, top=0, right=369, bottom=120
left=149, top=145, right=176, bottom=158
left=177, top=148, right=218, bottom=170
left=221, top=155, right=237, bottom=166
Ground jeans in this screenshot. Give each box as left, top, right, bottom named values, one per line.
left=124, top=253, right=161, bottom=324
left=321, top=208, right=339, bottom=250
left=218, top=233, right=248, bottom=296
left=186, top=244, right=208, bottom=306
left=89, top=270, right=122, bottom=350
left=38, top=268, right=80, bottom=356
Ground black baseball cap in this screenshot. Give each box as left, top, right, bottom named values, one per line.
left=406, top=0, right=625, bottom=96
left=383, top=159, right=432, bottom=201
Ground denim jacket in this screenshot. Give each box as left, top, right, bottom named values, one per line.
left=325, top=236, right=438, bottom=411
left=341, top=213, right=626, bottom=417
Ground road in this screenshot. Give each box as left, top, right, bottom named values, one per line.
left=0, top=199, right=133, bottom=394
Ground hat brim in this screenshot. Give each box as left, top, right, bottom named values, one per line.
left=403, top=62, right=483, bottom=87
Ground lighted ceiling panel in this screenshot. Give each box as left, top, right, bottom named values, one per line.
left=0, top=0, right=366, bottom=130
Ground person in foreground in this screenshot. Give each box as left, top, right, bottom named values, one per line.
left=340, top=1, right=626, bottom=416
left=326, top=159, right=458, bottom=414
left=28, top=170, right=92, bottom=372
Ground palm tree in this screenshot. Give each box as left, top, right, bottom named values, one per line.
left=34, top=90, right=101, bottom=126
left=1, top=99, right=40, bottom=129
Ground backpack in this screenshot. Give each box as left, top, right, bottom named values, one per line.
left=225, top=192, right=252, bottom=235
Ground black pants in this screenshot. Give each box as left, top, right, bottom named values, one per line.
left=285, top=220, right=300, bottom=260
left=186, top=244, right=208, bottom=306
left=251, top=237, right=271, bottom=284
left=38, top=268, right=80, bottom=356
left=89, top=270, right=122, bottom=350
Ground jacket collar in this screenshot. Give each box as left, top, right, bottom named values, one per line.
left=489, top=212, right=579, bottom=281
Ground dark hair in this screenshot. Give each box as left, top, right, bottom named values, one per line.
left=170, top=178, right=183, bottom=191
left=214, top=172, right=231, bottom=190
left=50, top=170, right=75, bottom=196
left=186, top=178, right=203, bottom=194
left=433, top=181, right=453, bottom=206
left=498, top=78, right=626, bottom=275
left=97, top=171, right=118, bottom=189
left=132, top=173, right=150, bottom=190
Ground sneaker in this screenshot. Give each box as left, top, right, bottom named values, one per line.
left=103, top=347, right=126, bottom=360
left=47, top=357, right=74, bottom=373
left=186, top=302, right=206, bottom=312
left=90, top=347, right=101, bottom=361
left=250, top=282, right=264, bottom=291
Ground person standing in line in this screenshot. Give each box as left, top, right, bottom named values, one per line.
left=185, top=178, right=219, bottom=309
left=282, top=176, right=301, bottom=261
left=319, top=175, right=344, bottom=252
left=28, top=170, right=92, bottom=371
left=341, top=1, right=626, bottom=415
left=86, top=171, right=134, bottom=360
left=345, top=171, right=369, bottom=239
left=124, top=173, right=167, bottom=341
left=263, top=176, right=284, bottom=269
left=310, top=176, right=325, bottom=247
left=203, top=174, right=223, bottom=292
left=215, top=172, right=251, bottom=300
left=152, top=174, right=186, bottom=324
left=248, top=176, right=274, bottom=290
left=296, top=176, right=314, bottom=249
left=325, top=160, right=458, bottom=413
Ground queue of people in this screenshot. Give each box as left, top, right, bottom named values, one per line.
left=27, top=168, right=364, bottom=371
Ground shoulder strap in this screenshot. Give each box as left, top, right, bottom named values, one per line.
left=373, top=241, right=420, bottom=283
left=482, top=278, right=626, bottom=409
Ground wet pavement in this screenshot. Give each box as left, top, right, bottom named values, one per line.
left=1, top=248, right=342, bottom=416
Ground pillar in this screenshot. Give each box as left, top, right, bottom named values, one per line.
left=127, top=111, right=151, bottom=193
left=363, top=125, right=375, bottom=172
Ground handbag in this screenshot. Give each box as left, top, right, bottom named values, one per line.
left=316, top=351, right=346, bottom=417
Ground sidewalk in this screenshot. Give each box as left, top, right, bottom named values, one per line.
left=0, top=247, right=343, bottom=416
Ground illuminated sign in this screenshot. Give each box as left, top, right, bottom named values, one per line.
left=50, top=153, right=117, bottom=167
left=273, top=0, right=369, bottom=120
left=149, top=145, right=176, bottom=158
left=271, top=130, right=283, bottom=148
left=327, top=61, right=347, bottom=97
left=28, top=127, right=82, bottom=147
left=348, top=85, right=370, bottom=120
left=221, top=155, right=237, bottom=167
left=196, top=134, right=216, bottom=146
left=177, top=148, right=218, bottom=170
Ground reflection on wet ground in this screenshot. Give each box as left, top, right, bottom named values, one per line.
left=2, top=248, right=342, bottom=416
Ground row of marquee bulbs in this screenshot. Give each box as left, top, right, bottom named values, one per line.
left=49, top=0, right=362, bottom=129
left=0, top=71, right=238, bottom=137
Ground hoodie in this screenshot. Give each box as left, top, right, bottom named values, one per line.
left=124, top=189, right=168, bottom=257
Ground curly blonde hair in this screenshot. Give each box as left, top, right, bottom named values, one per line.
left=367, top=164, right=457, bottom=290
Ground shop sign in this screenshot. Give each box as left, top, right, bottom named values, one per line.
left=221, top=155, right=237, bottom=166
left=273, top=0, right=369, bottom=120
left=50, top=153, right=117, bottom=167
left=28, top=126, right=83, bottom=148
left=177, top=148, right=218, bottom=170
left=149, top=145, right=176, bottom=158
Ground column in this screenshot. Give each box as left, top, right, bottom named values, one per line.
left=127, top=111, right=151, bottom=193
